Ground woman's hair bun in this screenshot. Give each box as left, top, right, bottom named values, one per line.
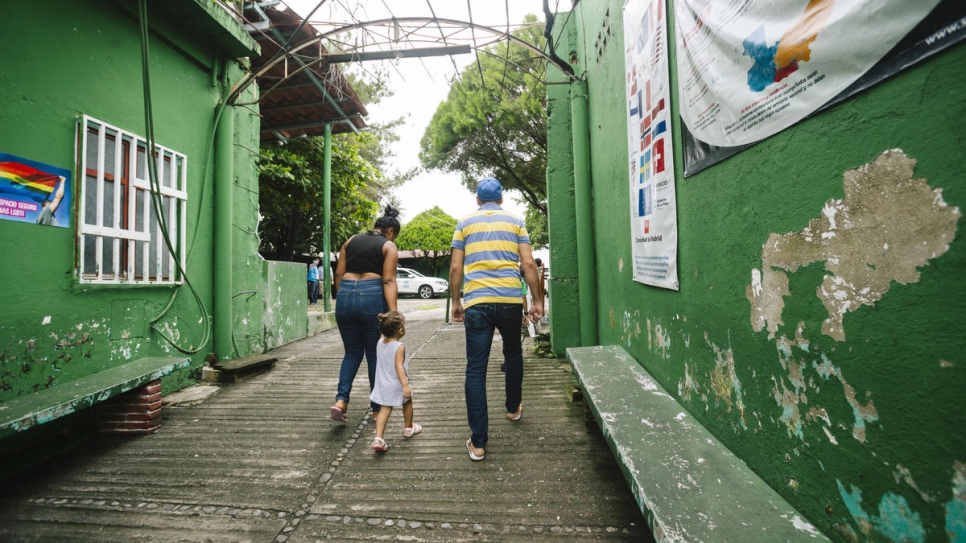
left=383, top=205, right=399, bottom=218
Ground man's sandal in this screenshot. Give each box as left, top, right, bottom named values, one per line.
left=466, top=439, right=485, bottom=462
left=508, top=404, right=522, bottom=421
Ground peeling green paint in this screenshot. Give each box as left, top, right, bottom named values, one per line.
left=749, top=150, right=960, bottom=341
left=948, top=462, right=966, bottom=542
left=838, top=480, right=926, bottom=543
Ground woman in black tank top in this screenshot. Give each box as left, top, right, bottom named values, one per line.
left=329, top=206, right=401, bottom=422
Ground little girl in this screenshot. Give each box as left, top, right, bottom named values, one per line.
left=369, top=311, right=421, bottom=452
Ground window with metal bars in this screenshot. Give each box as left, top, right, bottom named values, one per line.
left=75, top=115, right=187, bottom=285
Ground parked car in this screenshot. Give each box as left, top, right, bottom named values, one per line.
left=396, top=267, right=448, bottom=299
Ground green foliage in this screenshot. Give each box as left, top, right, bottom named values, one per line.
left=524, top=204, right=549, bottom=249
left=395, top=206, right=457, bottom=276
left=257, top=136, right=379, bottom=261
left=419, top=16, right=548, bottom=214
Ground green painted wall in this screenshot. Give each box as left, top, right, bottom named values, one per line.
left=546, top=61, right=582, bottom=355
left=547, top=1, right=966, bottom=541
left=0, top=1, right=307, bottom=406
left=263, top=261, right=310, bottom=350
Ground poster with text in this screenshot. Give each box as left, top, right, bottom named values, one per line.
left=625, top=0, right=679, bottom=290
left=675, top=0, right=966, bottom=175
left=0, top=152, right=72, bottom=228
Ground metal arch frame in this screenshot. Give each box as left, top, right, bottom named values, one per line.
left=228, top=16, right=577, bottom=105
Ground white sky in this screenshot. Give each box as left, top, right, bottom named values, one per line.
left=282, top=0, right=553, bottom=223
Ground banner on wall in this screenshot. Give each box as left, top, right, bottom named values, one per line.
left=0, top=153, right=72, bottom=228
left=675, top=0, right=966, bottom=176
left=624, top=0, right=679, bottom=290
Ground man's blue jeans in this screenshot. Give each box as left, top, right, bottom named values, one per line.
left=335, top=279, right=386, bottom=412
left=464, top=303, right=524, bottom=449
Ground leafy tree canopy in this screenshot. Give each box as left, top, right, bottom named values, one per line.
left=258, top=135, right=379, bottom=261
left=524, top=204, right=548, bottom=249
left=419, top=16, right=548, bottom=214
left=395, top=206, right=457, bottom=276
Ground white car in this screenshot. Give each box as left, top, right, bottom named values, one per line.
left=396, top=267, right=449, bottom=299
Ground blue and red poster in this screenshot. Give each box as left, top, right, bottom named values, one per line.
left=0, top=152, right=72, bottom=228
left=624, top=0, right=679, bottom=290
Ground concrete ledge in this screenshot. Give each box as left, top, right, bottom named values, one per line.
left=308, top=310, right=337, bottom=336
left=0, top=357, right=190, bottom=439
left=567, top=345, right=829, bottom=543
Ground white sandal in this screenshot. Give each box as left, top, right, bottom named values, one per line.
left=371, top=436, right=389, bottom=452
left=403, top=423, right=422, bottom=438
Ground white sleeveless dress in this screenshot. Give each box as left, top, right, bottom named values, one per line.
left=369, top=339, right=410, bottom=407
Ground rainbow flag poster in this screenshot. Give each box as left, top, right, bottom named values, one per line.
left=0, top=152, right=72, bottom=228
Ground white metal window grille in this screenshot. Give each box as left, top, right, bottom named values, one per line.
left=76, top=115, right=187, bottom=285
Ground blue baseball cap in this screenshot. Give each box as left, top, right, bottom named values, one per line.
left=476, top=177, right=502, bottom=202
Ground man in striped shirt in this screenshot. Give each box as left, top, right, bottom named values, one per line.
left=450, top=177, right=543, bottom=462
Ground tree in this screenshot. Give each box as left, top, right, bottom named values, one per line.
left=524, top=204, right=548, bottom=249
left=419, top=16, right=548, bottom=214
left=258, top=136, right=379, bottom=261
left=394, top=206, right=457, bottom=276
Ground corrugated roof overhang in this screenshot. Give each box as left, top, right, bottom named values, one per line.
left=245, top=4, right=369, bottom=142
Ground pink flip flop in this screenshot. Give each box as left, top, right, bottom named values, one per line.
left=330, top=405, right=347, bottom=422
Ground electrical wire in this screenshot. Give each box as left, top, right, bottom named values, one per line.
left=138, top=0, right=212, bottom=355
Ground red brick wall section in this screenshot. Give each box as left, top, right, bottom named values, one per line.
left=94, top=380, right=163, bottom=434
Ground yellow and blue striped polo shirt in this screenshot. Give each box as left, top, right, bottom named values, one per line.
left=452, top=203, right=530, bottom=309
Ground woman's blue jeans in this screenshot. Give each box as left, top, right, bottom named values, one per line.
left=335, top=279, right=387, bottom=412
left=464, top=303, right=524, bottom=449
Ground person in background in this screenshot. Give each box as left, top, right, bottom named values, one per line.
left=449, top=177, right=543, bottom=462
left=535, top=257, right=549, bottom=326
left=534, top=258, right=547, bottom=303
left=369, top=311, right=421, bottom=452
left=307, top=257, right=320, bottom=306
left=330, top=205, right=401, bottom=422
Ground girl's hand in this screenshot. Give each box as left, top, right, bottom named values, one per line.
left=402, top=383, right=412, bottom=400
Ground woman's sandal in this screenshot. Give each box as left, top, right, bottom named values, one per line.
left=330, top=405, right=348, bottom=422
left=372, top=436, right=389, bottom=452
left=403, top=423, right=422, bottom=438
left=466, top=439, right=485, bottom=462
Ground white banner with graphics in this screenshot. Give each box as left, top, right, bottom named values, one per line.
left=674, top=0, right=964, bottom=174
left=624, top=0, right=679, bottom=290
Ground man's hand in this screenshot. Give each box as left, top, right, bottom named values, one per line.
left=451, top=301, right=465, bottom=323
left=527, top=300, right=544, bottom=323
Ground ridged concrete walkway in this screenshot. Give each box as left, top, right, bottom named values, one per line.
left=0, top=305, right=651, bottom=542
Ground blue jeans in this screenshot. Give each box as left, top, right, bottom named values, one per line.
left=308, top=280, right=319, bottom=304
left=464, top=303, right=524, bottom=449
left=335, top=279, right=387, bottom=412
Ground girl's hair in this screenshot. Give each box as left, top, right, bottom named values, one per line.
left=373, top=205, right=401, bottom=237
left=378, top=310, right=406, bottom=339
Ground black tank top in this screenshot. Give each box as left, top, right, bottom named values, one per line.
left=344, top=232, right=388, bottom=275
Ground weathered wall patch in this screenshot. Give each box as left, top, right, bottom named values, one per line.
left=748, top=149, right=960, bottom=341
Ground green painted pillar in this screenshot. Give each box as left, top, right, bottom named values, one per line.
left=214, top=105, right=234, bottom=360
left=322, top=123, right=333, bottom=312
left=571, top=79, right=599, bottom=346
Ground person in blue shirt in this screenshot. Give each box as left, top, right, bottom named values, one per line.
left=307, top=257, right=320, bottom=305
